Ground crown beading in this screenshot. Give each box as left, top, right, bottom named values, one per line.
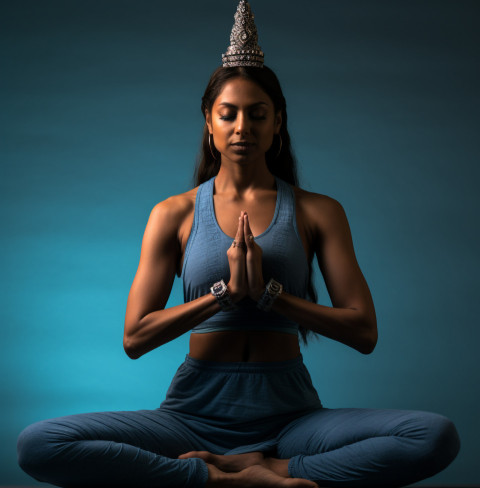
left=222, top=0, right=264, bottom=68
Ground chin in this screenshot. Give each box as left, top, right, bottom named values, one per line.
left=228, top=150, right=264, bottom=163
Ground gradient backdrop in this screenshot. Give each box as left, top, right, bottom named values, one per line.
left=1, top=0, right=479, bottom=485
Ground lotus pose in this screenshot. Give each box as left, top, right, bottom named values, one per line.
left=17, top=2, right=460, bottom=487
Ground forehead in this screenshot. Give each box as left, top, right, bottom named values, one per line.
left=214, top=77, right=273, bottom=108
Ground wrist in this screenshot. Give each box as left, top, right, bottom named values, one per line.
left=256, top=278, right=283, bottom=312
left=211, top=279, right=238, bottom=311
left=226, top=283, right=245, bottom=304
left=250, top=286, right=266, bottom=302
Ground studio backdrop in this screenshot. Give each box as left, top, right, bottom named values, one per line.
left=1, top=0, right=479, bottom=485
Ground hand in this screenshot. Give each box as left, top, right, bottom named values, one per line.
left=226, top=211, right=249, bottom=303
left=243, top=212, right=266, bottom=302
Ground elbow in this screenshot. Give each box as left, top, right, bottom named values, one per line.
left=358, top=337, right=377, bottom=355
left=123, top=334, right=142, bottom=360
left=358, top=321, right=378, bottom=355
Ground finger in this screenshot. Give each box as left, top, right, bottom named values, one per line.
left=244, top=213, right=254, bottom=248
left=234, top=210, right=244, bottom=241
left=237, top=210, right=245, bottom=241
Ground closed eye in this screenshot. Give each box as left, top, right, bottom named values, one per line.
left=219, top=114, right=267, bottom=121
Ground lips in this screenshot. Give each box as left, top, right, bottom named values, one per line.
left=231, top=142, right=255, bottom=147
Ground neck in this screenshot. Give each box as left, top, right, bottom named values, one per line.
left=214, top=157, right=275, bottom=197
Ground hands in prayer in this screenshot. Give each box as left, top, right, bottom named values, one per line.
left=226, top=211, right=265, bottom=303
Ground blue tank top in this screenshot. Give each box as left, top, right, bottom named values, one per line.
left=181, top=174, right=311, bottom=335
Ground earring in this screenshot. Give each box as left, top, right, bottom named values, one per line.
left=209, top=133, right=217, bottom=161
left=274, top=134, right=283, bottom=160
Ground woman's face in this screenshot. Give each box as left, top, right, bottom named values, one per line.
left=206, top=77, right=282, bottom=164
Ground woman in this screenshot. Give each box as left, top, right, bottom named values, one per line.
left=17, top=3, right=460, bottom=488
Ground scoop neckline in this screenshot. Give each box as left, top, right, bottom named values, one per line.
left=209, top=175, right=281, bottom=240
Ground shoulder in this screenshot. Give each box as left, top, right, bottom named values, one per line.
left=152, top=186, right=198, bottom=217
left=147, top=186, right=199, bottom=238
left=292, top=185, right=343, bottom=215
left=291, top=184, right=347, bottom=240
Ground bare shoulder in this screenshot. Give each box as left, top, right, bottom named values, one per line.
left=292, top=185, right=342, bottom=214
left=154, top=186, right=197, bottom=216
left=149, top=186, right=198, bottom=229
left=147, top=187, right=199, bottom=270
left=292, top=185, right=347, bottom=241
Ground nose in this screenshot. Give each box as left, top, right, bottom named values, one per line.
left=235, top=111, right=250, bottom=135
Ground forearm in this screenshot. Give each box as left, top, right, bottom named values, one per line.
left=269, top=291, right=377, bottom=354
left=124, top=292, right=221, bottom=359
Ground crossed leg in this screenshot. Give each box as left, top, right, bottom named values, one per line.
left=180, top=408, right=460, bottom=488
left=17, top=407, right=459, bottom=488
left=17, top=408, right=318, bottom=488
left=17, top=409, right=209, bottom=488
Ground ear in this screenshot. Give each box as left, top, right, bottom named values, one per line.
left=205, top=110, right=213, bottom=134
left=274, top=110, right=282, bottom=134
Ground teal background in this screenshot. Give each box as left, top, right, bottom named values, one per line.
left=1, top=0, right=479, bottom=485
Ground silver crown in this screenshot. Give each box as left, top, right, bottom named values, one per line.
left=222, top=0, right=264, bottom=68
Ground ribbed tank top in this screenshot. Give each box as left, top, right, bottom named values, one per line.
left=181, top=174, right=311, bottom=335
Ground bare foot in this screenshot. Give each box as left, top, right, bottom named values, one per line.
left=179, top=450, right=265, bottom=472
left=205, top=463, right=319, bottom=488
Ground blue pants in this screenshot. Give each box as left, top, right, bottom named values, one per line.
left=17, top=355, right=460, bottom=487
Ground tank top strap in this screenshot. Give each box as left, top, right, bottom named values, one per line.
left=274, top=176, right=294, bottom=225
left=181, top=176, right=220, bottom=279
left=195, top=176, right=215, bottom=226
left=198, top=176, right=225, bottom=280
left=270, top=176, right=298, bottom=260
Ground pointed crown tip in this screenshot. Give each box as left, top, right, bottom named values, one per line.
left=222, top=0, right=264, bottom=68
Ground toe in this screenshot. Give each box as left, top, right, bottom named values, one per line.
left=179, top=450, right=213, bottom=460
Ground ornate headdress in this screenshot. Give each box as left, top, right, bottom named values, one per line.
left=222, top=0, right=264, bottom=68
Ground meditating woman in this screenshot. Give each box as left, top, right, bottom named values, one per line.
left=17, top=2, right=460, bottom=487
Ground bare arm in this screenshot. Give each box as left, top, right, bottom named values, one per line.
left=123, top=198, right=248, bottom=359
left=123, top=197, right=221, bottom=359
left=269, top=194, right=377, bottom=354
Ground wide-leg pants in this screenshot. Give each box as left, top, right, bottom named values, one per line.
left=17, top=354, right=460, bottom=487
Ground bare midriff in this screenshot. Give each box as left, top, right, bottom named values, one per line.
left=188, top=330, right=301, bottom=362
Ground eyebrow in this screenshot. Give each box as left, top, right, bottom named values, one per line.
left=218, top=102, right=269, bottom=109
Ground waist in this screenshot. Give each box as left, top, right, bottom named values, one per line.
left=189, top=329, right=301, bottom=362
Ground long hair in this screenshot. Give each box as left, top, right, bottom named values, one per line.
left=192, top=65, right=319, bottom=346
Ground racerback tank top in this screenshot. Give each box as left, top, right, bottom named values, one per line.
left=181, top=174, right=312, bottom=335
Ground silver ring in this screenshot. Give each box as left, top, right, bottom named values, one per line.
left=232, top=240, right=246, bottom=250
left=247, top=234, right=254, bottom=241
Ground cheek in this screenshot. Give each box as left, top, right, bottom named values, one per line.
left=212, top=121, right=230, bottom=135
left=211, top=124, right=231, bottom=150
left=259, top=127, right=275, bottom=146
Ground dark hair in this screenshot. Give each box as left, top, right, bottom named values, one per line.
left=193, top=65, right=319, bottom=346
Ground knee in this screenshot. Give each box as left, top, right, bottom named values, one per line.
left=420, top=414, right=461, bottom=473
left=430, top=415, right=460, bottom=470
left=17, top=420, right=57, bottom=479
